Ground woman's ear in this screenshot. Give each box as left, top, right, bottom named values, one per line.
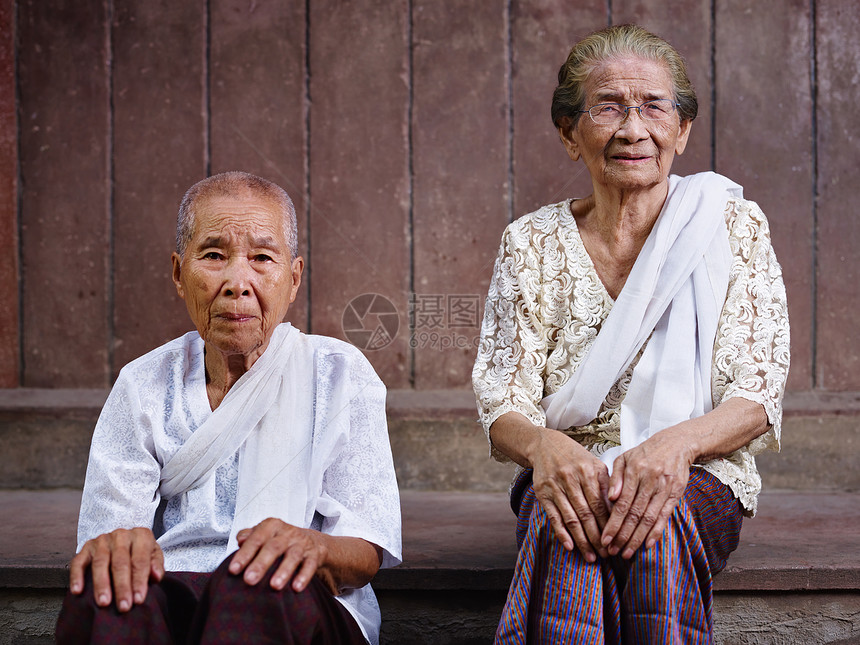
left=557, top=118, right=581, bottom=162
left=171, top=253, right=185, bottom=300
left=674, top=119, right=692, bottom=156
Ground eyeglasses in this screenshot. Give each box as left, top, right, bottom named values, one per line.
left=578, top=99, right=679, bottom=125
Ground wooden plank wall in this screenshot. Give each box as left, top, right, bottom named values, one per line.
left=0, top=0, right=856, bottom=393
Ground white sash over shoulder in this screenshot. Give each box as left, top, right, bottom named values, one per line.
left=541, top=172, right=742, bottom=471
left=159, top=324, right=322, bottom=551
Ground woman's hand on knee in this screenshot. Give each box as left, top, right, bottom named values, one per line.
left=531, top=430, right=611, bottom=561
left=69, top=527, right=164, bottom=613
left=602, top=432, right=694, bottom=558
left=230, top=519, right=330, bottom=594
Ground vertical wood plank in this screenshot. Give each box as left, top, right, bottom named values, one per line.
left=511, top=0, right=606, bottom=217
left=411, top=0, right=510, bottom=388
left=17, top=0, right=111, bottom=387
left=112, top=0, right=207, bottom=373
left=715, top=0, right=813, bottom=390
left=613, top=0, right=713, bottom=176
left=816, top=1, right=860, bottom=389
left=0, top=0, right=18, bottom=387
left=308, top=0, right=410, bottom=387
left=209, top=0, right=309, bottom=331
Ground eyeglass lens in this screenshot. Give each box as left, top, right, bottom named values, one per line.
left=589, top=99, right=675, bottom=122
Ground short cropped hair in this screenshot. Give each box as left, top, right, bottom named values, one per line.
left=176, top=171, right=298, bottom=260
left=551, top=24, right=698, bottom=129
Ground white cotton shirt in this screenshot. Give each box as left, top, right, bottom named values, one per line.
left=77, top=324, right=402, bottom=645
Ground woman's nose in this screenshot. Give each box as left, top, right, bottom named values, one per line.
left=615, top=108, right=649, bottom=140
left=222, top=260, right=252, bottom=297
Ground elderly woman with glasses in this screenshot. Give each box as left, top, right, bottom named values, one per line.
left=472, top=25, right=789, bottom=643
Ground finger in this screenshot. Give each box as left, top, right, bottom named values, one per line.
left=643, top=495, right=682, bottom=552
left=607, top=486, right=654, bottom=556
left=576, top=468, right=612, bottom=550
left=229, top=524, right=274, bottom=576
left=89, top=539, right=114, bottom=608
left=601, top=476, right=642, bottom=552
left=150, top=544, right=165, bottom=583
left=289, top=551, right=320, bottom=593
left=608, top=455, right=626, bottom=502
left=269, top=549, right=303, bottom=591
left=539, top=497, right=574, bottom=552
left=561, top=483, right=607, bottom=560
left=619, top=493, right=665, bottom=559
left=109, top=534, right=134, bottom=612
left=69, top=548, right=92, bottom=595
left=550, top=492, right=597, bottom=561
left=243, top=534, right=290, bottom=586
left=129, top=533, right=154, bottom=605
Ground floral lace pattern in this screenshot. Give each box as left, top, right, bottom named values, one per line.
left=472, top=197, right=790, bottom=515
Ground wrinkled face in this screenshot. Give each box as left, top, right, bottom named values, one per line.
left=172, top=192, right=303, bottom=360
left=560, top=56, right=691, bottom=193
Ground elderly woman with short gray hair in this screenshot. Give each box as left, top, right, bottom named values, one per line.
left=472, top=25, right=789, bottom=643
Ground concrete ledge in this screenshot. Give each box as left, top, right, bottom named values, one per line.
left=1, top=489, right=857, bottom=593
left=5, top=387, right=857, bottom=415
left=4, top=388, right=856, bottom=491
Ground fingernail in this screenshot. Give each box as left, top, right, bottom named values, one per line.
left=134, top=592, right=143, bottom=604
left=70, top=583, right=81, bottom=593
left=602, top=535, right=612, bottom=546
left=97, top=594, right=109, bottom=606
left=118, top=599, right=130, bottom=612
left=623, top=548, right=634, bottom=559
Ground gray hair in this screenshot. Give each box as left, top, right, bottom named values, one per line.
left=176, top=171, right=298, bottom=260
left=551, top=24, right=698, bottom=130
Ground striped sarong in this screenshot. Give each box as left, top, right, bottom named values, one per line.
left=497, top=467, right=743, bottom=644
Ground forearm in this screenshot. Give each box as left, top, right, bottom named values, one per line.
left=664, top=397, right=769, bottom=463
left=488, top=411, right=552, bottom=469
left=318, top=534, right=382, bottom=592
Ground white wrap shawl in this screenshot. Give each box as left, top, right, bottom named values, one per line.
left=156, top=323, right=398, bottom=644
left=541, top=172, right=742, bottom=470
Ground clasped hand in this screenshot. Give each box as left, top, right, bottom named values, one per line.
left=69, top=518, right=333, bottom=612
left=532, top=427, right=693, bottom=561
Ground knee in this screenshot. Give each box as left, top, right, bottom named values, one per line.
left=55, top=572, right=170, bottom=645
left=208, top=553, right=326, bottom=612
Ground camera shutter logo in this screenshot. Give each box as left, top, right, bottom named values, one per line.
left=342, top=294, right=399, bottom=350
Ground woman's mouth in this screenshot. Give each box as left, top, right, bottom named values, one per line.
left=612, top=153, right=651, bottom=162
left=219, top=313, right=255, bottom=322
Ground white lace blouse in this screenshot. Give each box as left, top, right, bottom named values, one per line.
left=472, top=197, right=790, bottom=515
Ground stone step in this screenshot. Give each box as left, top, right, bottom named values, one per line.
left=1, top=488, right=858, bottom=644
left=1, top=389, right=859, bottom=492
